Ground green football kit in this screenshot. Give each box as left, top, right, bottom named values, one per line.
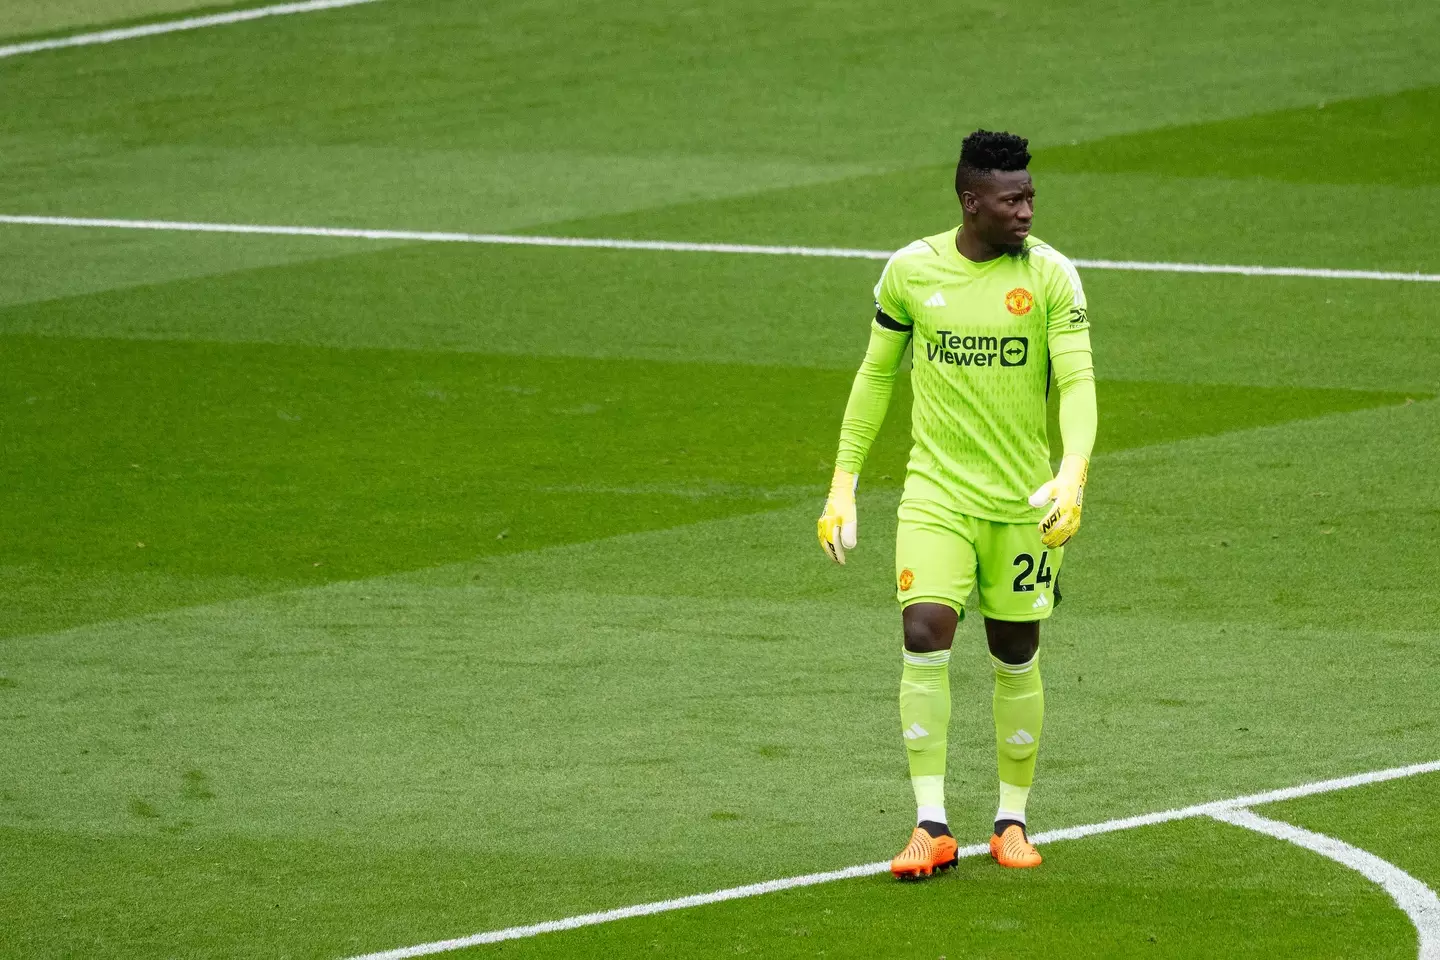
left=825, top=225, right=1097, bottom=843
left=834, top=227, right=1096, bottom=617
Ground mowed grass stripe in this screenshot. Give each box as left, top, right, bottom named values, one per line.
left=2, top=215, right=1438, bottom=282
left=1, top=333, right=1416, bottom=638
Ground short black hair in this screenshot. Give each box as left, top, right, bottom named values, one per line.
left=955, top=129, right=1031, bottom=196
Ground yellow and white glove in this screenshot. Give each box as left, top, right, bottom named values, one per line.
left=1029, top=454, right=1088, bottom=549
left=817, top=467, right=858, bottom=564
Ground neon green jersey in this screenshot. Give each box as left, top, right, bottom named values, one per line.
left=870, top=228, right=1092, bottom=523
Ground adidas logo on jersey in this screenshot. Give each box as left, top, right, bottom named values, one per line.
left=1006, top=729, right=1035, bottom=745
left=923, top=291, right=946, bottom=308
left=1032, top=594, right=1049, bottom=610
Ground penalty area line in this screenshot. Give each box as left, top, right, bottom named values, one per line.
left=345, top=758, right=1440, bottom=960
left=2, top=214, right=1439, bottom=283
left=0, top=0, right=383, bottom=60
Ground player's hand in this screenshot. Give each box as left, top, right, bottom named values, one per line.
left=817, top=467, right=858, bottom=564
left=1029, top=454, right=1088, bottom=549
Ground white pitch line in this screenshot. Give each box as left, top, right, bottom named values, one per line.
left=1211, top=807, right=1440, bottom=960
left=342, top=858, right=936, bottom=960
left=0, top=0, right=383, bottom=60
left=2, top=214, right=1439, bottom=283
left=1073, top=257, right=1440, bottom=283
left=345, top=759, right=1440, bottom=960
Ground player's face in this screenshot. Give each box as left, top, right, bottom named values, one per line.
left=967, top=170, right=1035, bottom=252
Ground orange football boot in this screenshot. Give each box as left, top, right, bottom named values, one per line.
left=890, top=825, right=959, bottom=880
left=989, top=823, right=1042, bottom=868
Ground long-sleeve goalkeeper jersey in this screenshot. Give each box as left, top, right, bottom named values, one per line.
left=834, top=228, right=1096, bottom=523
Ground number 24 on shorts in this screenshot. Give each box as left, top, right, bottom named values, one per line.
left=1012, top=551, right=1053, bottom=593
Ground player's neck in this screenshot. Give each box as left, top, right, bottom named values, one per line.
left=955, top=225, right=1006, bottom=264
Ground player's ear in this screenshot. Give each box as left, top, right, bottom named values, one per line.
left=958, top=190, right=980, bottom=215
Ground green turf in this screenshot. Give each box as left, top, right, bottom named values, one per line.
left=0, top=333, right=900, bottom=635
left=2, top=0, right=1437, bottom=957
left=1, top=328, right=1415, bottom=636
left=5, top=403, right=1438, bottom=956
left=1041, top=85, right=1440, bottom=187
left=542, top=84, right=1440, bottom=273
left=7, top=0, right=1439, bottom=157
left=3, top=0, right=1440, bottom=234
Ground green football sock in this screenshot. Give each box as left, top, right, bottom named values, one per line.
left=900, top=648, right=951, bottom=824
left=992, top=652, right=1044, bottom=822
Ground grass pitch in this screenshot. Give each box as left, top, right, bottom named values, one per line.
left=2, top=1, right=1438, bottom=957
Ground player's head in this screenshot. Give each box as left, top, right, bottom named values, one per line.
left=955, top=130, right=1034, bottom=254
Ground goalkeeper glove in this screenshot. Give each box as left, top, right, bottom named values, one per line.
left=817, top=467, right=858, bottom=564
left=1029, top=454, right=1088, bottom=549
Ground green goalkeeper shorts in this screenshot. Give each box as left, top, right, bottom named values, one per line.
left=895, top=498, right=1064, bottom=621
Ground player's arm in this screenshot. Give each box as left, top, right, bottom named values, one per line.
left=819, top=314, right=910, bottom=563
left=1030, top=254, right=1096, bottom=548
left=818, top=255, right=914, bottom=564
left=836, top=315, right=911, bottom=473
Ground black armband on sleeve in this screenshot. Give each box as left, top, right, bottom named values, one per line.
left=874, top=309, right=912, bottom=332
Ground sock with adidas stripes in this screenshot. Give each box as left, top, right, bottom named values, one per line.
left=992, top=652, right=1044, bottom=818
left=900, top=647, right=951, bottom=826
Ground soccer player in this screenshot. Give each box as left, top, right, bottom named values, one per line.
left=817, top=130, right=1096, bottom=878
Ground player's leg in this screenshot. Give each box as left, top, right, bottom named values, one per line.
left=901, top=601, right=956, bottom=825
left=890, top=500, right=975, bottom=879
left=976, top=521, right=1062, bottom=868
left=985, top=617, right=1044, bottom=866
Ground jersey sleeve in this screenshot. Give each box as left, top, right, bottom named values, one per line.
left=1034, top=245, right=1097, bottom=459
left=833, top=322, right=909, bottom=473
left=872, top=243, right=920, bottom=332
left=834, top=247, right=921, bottom=473
left=1033, top=243, right=1089, bottom=335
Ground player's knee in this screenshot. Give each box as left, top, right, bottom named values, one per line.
left=985, top=618, right=1039, bottom=665
left=902, top=603, right=957, bottom=653
left=994, top=637, right=1038, bottom=665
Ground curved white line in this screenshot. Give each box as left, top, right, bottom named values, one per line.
left=1211, top=807, right=1440, bottom=959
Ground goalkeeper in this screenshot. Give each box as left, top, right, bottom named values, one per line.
left=818, top=130, right=1097, bottom=878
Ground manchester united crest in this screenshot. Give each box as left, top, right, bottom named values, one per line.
left=1005, top=287, right=1034, bottom=315
left=899, top=568, right=915, bottom=591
